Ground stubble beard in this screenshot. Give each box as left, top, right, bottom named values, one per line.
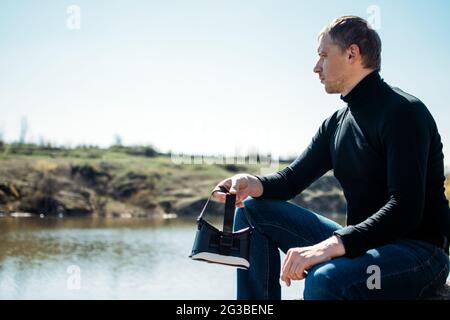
left=323, top=77, right=346, bottom=94
left=324, top=82, right=341, bottom=94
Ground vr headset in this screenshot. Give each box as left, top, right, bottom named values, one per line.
left=189, top=187, right=254, bottom=269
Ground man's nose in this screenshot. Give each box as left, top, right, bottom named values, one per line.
left=313, top=61, right=322, bottom=74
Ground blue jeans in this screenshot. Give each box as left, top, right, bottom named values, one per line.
left=234, top=198, right=450, bottom=300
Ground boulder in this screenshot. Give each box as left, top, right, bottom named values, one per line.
left=110, top=172, right=154, bottom=200
left=20, top=190, right=92, bottom=216
left=291, top=192, right=347, bottom=216
left=54, top=190, right=92, bottom=215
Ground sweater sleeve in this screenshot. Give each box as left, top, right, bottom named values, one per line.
left=254, top=112, right=337, bottom=200
left=334, top=101, right=432, bottom=258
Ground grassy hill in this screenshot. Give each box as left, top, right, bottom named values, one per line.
left=3, top=143, right=447, bottom=219
left=0, top=144, right=347, bottom=218
left=0, top=151, right=248, bottom=217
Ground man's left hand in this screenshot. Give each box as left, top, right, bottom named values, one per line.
left=281, top=235, right=346, bottom=287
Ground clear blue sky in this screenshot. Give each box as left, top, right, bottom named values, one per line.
left=1, top=0, right=449, bottom=166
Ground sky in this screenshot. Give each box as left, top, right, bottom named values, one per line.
left=1, top=0, right=450, bottom=167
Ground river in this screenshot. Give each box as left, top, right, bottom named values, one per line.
left=0, top=214, right=447, bottom=299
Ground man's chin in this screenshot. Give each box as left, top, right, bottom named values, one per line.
left=324, top=85, right=340, bottom=94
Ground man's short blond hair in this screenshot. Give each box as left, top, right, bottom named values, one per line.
left=319, top=16, right=382, bottom=70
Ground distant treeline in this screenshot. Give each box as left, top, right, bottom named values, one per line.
left=0, top=141, right=296, bottom=163
left=0, top=142, right=160, bottom=159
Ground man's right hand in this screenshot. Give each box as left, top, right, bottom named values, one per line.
left=212, top=174, right=263, bottom=208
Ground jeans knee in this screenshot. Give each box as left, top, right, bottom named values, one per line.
left=304, top=264, right=343, bottom=300
left=242, top=197, right=260, bottom=210
left=234, top=198, right=269, bottom=230
left=235, top=198, right=292, bottom=233
left=243, top=198, right=282, bottom=219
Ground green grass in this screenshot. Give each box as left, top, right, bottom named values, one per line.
left=1, top=144, right=278, bottom=174
left=0, top=143, right=287, bottom=202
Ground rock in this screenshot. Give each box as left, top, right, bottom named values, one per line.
left=0, top=190, right=8, bottom=204
left=71, top=164, right=112, bottom=192
left=36, top=196, right=64, bottom=215
left=129, top=190, right=159, bottom=210
left=291, top=192, right=347, bottom=216
left=308, top=173, right=342, bottom=192
left=19, top=189, right=93, bottom=216
left=110, top=172, right=155, bottom=200
left=0, top=182, right=21, bottom=199
left=106, top=201, right=161, bottom=218
left=163, top=213, right=177, bottom=219
left=54, top=190, right=92, bottom=215
left=219, top=164, right=247, bottom=173
left=10, top=212, right=32, bottom=218
left=159, top=200, right=173, bottom=213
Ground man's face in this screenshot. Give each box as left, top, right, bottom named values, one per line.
left=313, top=34, right=350, bottom=94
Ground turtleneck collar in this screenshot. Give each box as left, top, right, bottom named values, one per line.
left=340, top=70, right=384, bottom=109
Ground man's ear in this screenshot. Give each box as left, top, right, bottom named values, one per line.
left=347, top=44, right=361, bottom=62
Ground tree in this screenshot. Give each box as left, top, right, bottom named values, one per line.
left=114, top=134, right=123, bottom=146
left=0, top=127, right=4, bottom=151
left=19, top=116, right=28, bottom=144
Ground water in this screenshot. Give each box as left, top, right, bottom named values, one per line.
left=1, top=214, right=447, bottom=299
left=0, top=216, right=310, bottom=300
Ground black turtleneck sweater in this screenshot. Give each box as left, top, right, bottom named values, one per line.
left=256, top=71, right=450, bottom=258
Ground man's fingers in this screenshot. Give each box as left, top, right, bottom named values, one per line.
left=229, top=177, right=239, bottom=194
left=284, top=277, right=291, bottom=287
left=281, top=273, right=291, bottom=287
left=293, top=262, right=306, bottom=280
left=281, top=272, right=288, bottom=284
left=212, top=179, right=233, bottom=202
left=281, top=248, right=310, bottom=285
left=288, top=259, right=302, bottom=278
left=282, top=250, right=292, bottom=274
left=281, top=252, right=293, bottom=284
left=212, top=178, right=248, bottom=207
left=213, top=190, right=245, bottom=207
left=212, top=191, right=227, bottom=203
left=230, top=178, right=247, bottom=206
left=282, top=250, right=307, bottom=283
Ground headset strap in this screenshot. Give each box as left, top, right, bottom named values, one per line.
left=197, top=186, right=254, bottom=230
left=223, top=193, right=236, bottom=234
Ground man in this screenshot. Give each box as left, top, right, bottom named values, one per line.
left=213, top=16, right=450, bottom=300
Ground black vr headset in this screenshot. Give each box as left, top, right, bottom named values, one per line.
left=189, top=187, right=254, bottom=269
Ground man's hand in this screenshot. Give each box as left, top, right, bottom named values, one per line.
left=281, top=235, right=346, bottom=286
left=212, top=174, right=263, bottom=208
